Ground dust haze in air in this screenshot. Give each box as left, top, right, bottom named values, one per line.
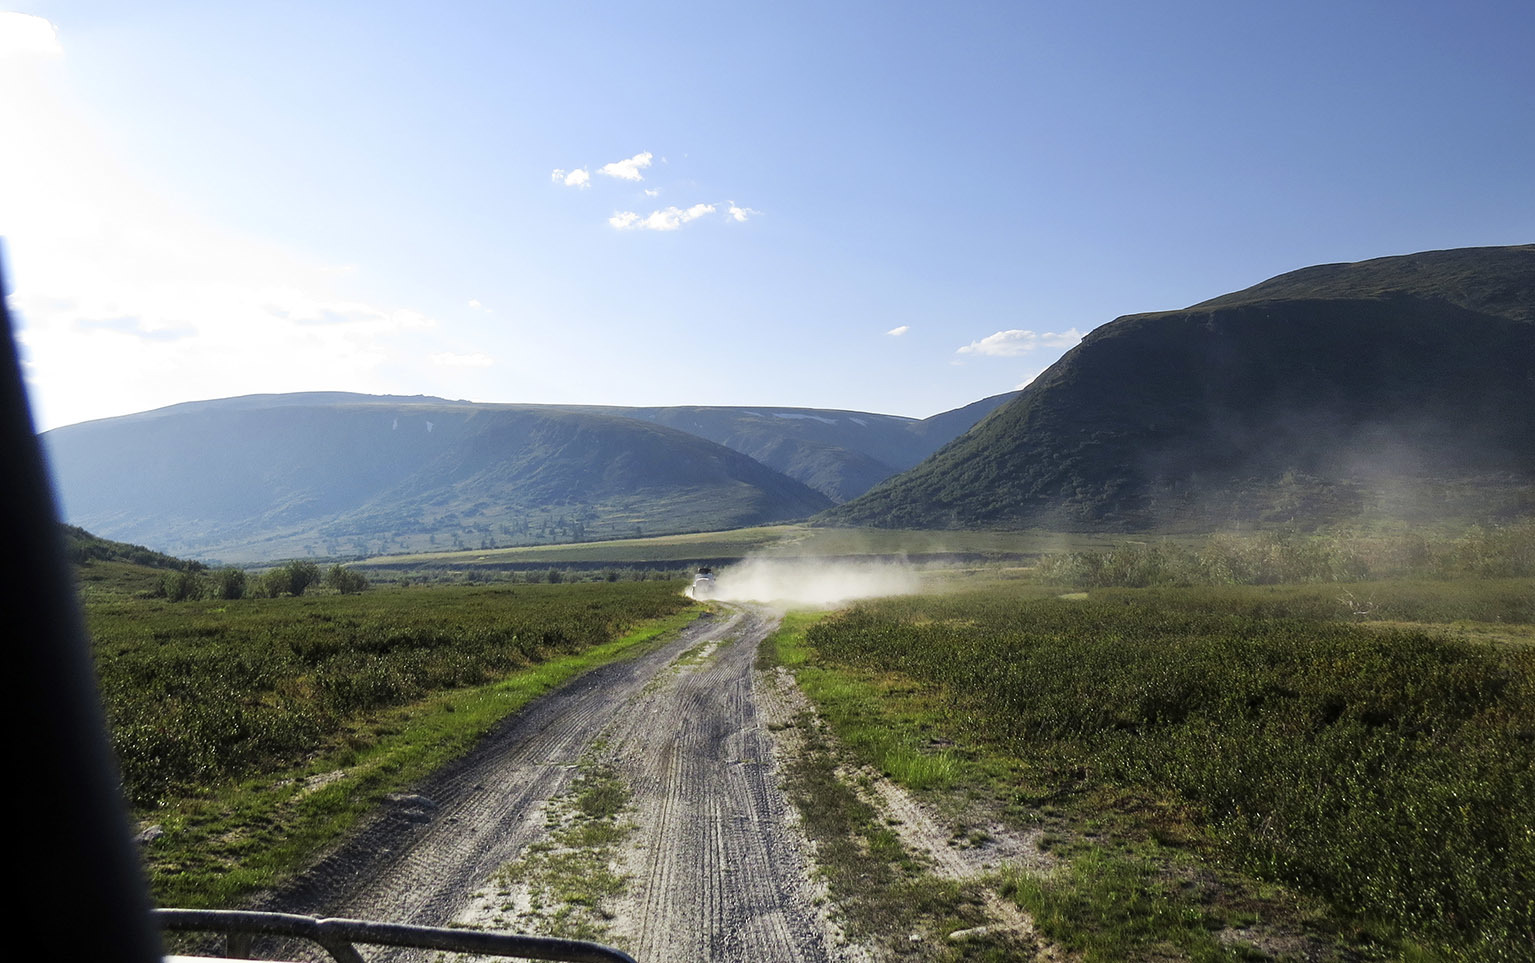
left=706, top=557, right=920, bottom=608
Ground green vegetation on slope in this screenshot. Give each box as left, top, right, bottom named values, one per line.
left=795, top=581, right=1533, bottom=960
left=62, top=523, right=198, bottom=570
left=1191, top=244, right=1535, bottom=321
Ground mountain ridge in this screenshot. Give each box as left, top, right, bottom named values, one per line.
left=42, top=393, right=1012, bottom=562
left=819, top=245, right=1535, bottom=531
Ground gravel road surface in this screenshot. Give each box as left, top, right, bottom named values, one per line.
left=263, top=606, right=839, bottom=962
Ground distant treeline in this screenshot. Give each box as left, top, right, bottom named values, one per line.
left=1036, top=520, right=1535, bottom=588
left=159, top=561, right=369, bottom=602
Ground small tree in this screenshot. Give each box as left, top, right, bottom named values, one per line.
left=160, top=569, right=199, bottom=602
left=325, top=564, right=369, bottom=594
left=259, top=568, right=291, bottom=598
left=213, top=568, right=247, bottom=600
left=286, top=560, right=322, bottom=596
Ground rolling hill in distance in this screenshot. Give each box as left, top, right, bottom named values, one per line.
left=42, top=394, right=1015, bottom=563
left=822, top=245, right=1535, bottom=532
left=41, top=245, right=1532, bottom=562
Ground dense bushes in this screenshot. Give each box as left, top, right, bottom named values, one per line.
left=152, top=561, right=371, bottom=600
left=805, top=584, right=1534, bottom=960
left=90, top=581, right=691, bottom=807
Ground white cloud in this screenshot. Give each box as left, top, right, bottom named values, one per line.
left=551, top=167, right=590, bottom=188
left=885, top=325, right=910, bottom=337
left=727, top=202, right=760, bottom=223
left=0, top=12, right=62, bottom=57
left=599, top=151, right=653, bottom=181
left=609, top=203, right=716, bottom=231
left=467, top=298, right=482, bottom=309
left=644, top=188, right=660, bottom=197
left=956, top=327, right=1083, bottom=357
left=430, top=351, right=494, bottom=368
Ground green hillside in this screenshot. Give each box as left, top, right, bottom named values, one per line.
left=44, top=402, right=833, bottom=563
left=821, top=245, right=1535, bottom=531
left=43, top=392, right=1014, bottom=564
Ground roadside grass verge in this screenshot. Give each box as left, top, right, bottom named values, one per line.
left=91, top=583, right=697, bottom=907
left=779, top=580, right=1533, bottom=962
left=769, top=615, right=1363, bottom=961
left=765, top=616, right=1035, bottom=961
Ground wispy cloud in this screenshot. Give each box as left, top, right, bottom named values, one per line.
left=0, top=12, right=62, bottom=57
left=644, top=188, right=660, bottom=197
left=599, top=151, right=653, bottom=181
left=75, top=316, right=195, bottom=342
left=957, top=327, right=1083, bottom=357
left=430, top=351, right=494, bottom=368
left=886, top=325, right=910, bottom=337
left=551, top=168, right=590, bottom=188
left=727, top=202, right=760, bottom=223
left=609, top=203, right=717, bottom=231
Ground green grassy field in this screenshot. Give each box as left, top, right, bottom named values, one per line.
left=78, top=522, right=1534, bottom=958
left=772, top=577, right=1534, bottom=962
left=84, top=576, right=697, bottom=906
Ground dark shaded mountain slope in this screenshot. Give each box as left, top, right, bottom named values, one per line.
left=820, top=245, right=1535, bottom=531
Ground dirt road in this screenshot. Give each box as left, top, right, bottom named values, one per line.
left=264, top=606, right=839, bottom=961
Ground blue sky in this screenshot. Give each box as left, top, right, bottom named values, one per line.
left=3, top=1, right=1531, bottom=431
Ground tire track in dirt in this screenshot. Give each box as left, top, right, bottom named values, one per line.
left=258, top=612, right=735, bottom=940
left=601, top=607, right=836, bottom=962
left=262, top=605, right=841, bottom=962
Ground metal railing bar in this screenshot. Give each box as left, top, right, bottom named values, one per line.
left=154, top=908, right=639, bottom=963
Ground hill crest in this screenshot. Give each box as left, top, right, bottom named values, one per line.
left=819, top=245, right=1535, bottom=531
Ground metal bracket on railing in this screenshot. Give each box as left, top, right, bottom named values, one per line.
left=154, top=908, right=639, bottom=963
